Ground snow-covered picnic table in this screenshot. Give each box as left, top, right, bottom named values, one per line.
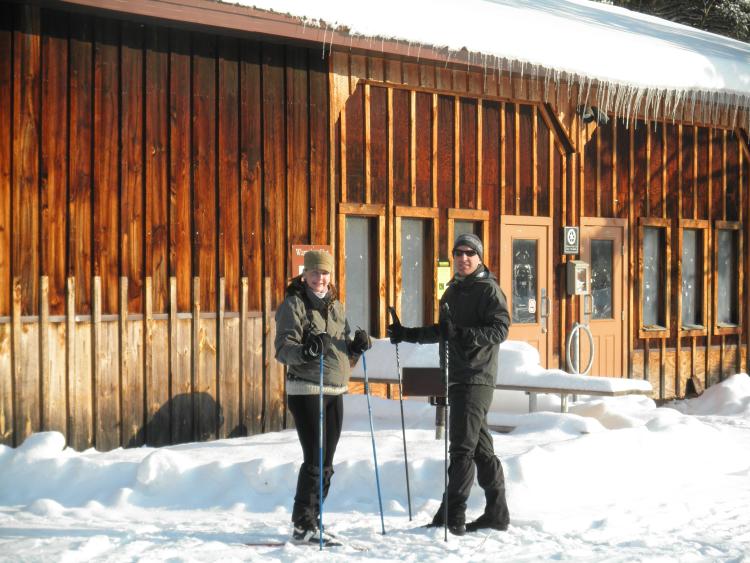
left=351, top=339, right=652, bottom=413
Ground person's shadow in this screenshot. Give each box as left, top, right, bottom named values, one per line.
left=128, top=392, right=240, bottom=447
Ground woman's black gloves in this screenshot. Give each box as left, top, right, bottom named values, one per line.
left=301, top=332, right=332, bottom=361
left=349, top=329, right=372, bottom=355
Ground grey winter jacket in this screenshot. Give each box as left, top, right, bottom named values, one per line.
left=410, top=265, right=510, bottom=386
left=274, top=276, right=356, bottom=387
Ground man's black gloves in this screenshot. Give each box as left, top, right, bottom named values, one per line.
left=387, top=320, right=404, bottom=344
left=349, top=329, right=372, bottom=355
left=439, top=304, right=460, bottom=342
left=386, top=320, right=420, bottom=344
left=301, top=332, right=332, bottom=361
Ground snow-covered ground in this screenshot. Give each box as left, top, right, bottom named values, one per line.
left=2, top=361, right=750, bottom=561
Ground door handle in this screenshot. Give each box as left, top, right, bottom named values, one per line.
left=540, top=289, right=550, bottom=334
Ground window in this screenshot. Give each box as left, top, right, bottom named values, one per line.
left=639, top=218, right=670, bottom=337
left=679, top=221, right=708, bottom=333
left=590, top=239, right=613, bottom=320
left=511, top=238, right=538, bottom=324
left=715, top=221, right=742, bottom=333
left=395, top=206, right=438, bottom=325
left=345, top=217, right=374, bottom=331
left=400, top=219, right=430, bottom=326
left=454, top=220, right=479, bottom=239
left=447, top=208, right=489, bottom=262
left=339, top=204, right=385, bottom=335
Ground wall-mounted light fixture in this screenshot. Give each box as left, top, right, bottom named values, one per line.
left=577, top=105, right=609, bottom=125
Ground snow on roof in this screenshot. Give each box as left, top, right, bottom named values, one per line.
left=227, top=0, right=750, bottom=128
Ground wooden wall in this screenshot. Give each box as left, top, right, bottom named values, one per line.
left=0, top=3, right=329, bottom=447
left=580, top=120, right=750, bottom=398
left=2, top=2, right=750, bottom=447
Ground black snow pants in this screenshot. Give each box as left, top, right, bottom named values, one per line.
left=436, top=383, right=510, bottom=526
left=287, top=393, right=344, bottom=529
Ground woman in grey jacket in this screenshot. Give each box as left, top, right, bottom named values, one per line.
left=274, top=250, right=370, bottom=545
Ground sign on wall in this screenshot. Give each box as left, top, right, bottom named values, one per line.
left=562, top=226, right=579, bottom=255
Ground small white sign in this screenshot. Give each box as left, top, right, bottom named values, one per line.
left=528, top=298, right=537, bottom=314
left=562, top=226, right=579, bottom=254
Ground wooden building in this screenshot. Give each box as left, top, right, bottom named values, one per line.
left=2, top=0, right=750, bottom=450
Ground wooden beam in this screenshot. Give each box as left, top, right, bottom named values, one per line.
left=364, top=83, right=371, bottom=204
left=500, top=102, right=506, bottom=215
left=410, top=90, right=416, bottom=207
left=387, top=88, right=395, bottom=307
left=533, top=107, right=538, bottom=216
left=477, top=101, right=483, bottom=209
left=594, top=118, right=602, bottom=217
left=646, top=126, right=651, bottom=217
left=662, top=124, right=667, bottom=220
left=431, top=93, right=438, bottom=207
left=515, top=102, right=520, bottom=215
left=454, top=96, right=460, bottom=207
left=340, top=103, right=347, bottom=203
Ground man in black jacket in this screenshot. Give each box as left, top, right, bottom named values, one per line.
left=388, top=233, right=511, bottom=535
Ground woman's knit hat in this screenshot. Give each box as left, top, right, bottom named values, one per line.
left=303, top=250, right=335, bottom=273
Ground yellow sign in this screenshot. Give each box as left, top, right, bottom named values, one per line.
left=436, top=261, right=452, bottom=299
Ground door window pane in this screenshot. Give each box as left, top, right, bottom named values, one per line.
left=717, top=229, right=739, bottom=326
left=401, top=219, right=428, bottom=326
left=591, top=239, right=613, bottom=320
left=512, top=239, right=537, bottom=324
left=681, top=229, right=702, bottom=328
left=345, top=217, right=372, bottom=331
left=642, top=227, right=665, bottom=328
left=454, top=220, right=479, bottom=239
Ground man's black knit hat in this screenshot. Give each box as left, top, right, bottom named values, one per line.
left=453, top=233, right=484, bottom=261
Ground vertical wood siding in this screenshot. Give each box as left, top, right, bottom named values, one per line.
left=0, top=4, right=330, bottom=448
left=2, top=3, right=749, bottom=448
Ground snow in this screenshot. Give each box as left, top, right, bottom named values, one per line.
left=225, top=0, right=750, bottom=127
left=3, top=353, right=750, bottom=560
left=354, top=338, right=652, bottom=394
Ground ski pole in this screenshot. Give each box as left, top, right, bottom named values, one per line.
left=319, top=353, right=324, bottom=551
left=388, top=307, right=412, bottom=521
left=441, top=303, right=450, bottom=542
left=362, top=352, right=386, bottom=534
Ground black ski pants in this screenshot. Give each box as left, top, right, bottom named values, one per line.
left=287, top=393, right=344, bottom=529
left=439, top=383, right=509, bottom=526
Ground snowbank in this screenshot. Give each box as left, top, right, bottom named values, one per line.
left=2, top=377, right=750, bottom=560
left=353, top=338, right=652, bottom=394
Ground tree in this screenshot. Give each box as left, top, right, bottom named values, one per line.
left=596, top=0, right=750, bottom=42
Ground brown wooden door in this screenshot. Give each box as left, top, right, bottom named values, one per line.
left=500, top=217, right=553, bottom=367
left=580, top=218, right=628, bottom=376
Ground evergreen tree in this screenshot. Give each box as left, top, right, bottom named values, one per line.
left=596, top=0, right=750, bottom=42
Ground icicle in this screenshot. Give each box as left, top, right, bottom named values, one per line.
left=482, top=54, right=488, bottom=92
left=321, top=24, right=328, bottom=60
left=444, top=50, right=452, bottom=69
left=416, top=43, right=422, bottom=62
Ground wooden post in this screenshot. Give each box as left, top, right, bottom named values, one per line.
left=240, top=277, right=248, bottom=434
left=192, top=276, right=200, bottom=441
left=93, top=276, right=101, bottom=448
left=11, top=278, right=21, bottom=446
left=65, top=276, right=75, bottom=446
left=218, top=276, right=226, bottom=439
left=263, top=276, right=271, bottom=432
left=40, top=276, right=49, bottom=429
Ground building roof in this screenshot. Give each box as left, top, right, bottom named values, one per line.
left=225, top=0, right=750, bottom=127
left=53, top=0, right=750, bottom=128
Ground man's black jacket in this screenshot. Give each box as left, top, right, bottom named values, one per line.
left=409, top=265, right=510, bottom=386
